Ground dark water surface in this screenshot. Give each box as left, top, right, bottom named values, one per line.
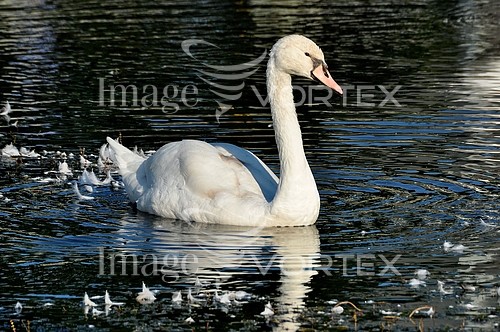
left=1, top=0, right=499, bottom=330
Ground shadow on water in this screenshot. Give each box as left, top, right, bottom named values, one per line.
left=0, top=0, right=499, bottom=330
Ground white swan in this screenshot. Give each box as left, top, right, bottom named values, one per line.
left=107, top=35, right=343, bottom=226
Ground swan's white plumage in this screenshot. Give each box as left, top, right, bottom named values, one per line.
left=107, top=35, right=342, bottom=226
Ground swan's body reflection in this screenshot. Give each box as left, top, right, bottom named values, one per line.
left=115, top=216, right=320, bottom=331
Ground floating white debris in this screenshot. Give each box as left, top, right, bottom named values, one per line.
left=1, top=143, right=19, bottom=157
left=15, top=301, right=22, bottom=314
left=100, top=170, right=114, bottom=185
left=194, top=276, right=204, bottom=287
left=19, top=147, right=40, bottom=158
left=408, top=278, right=426, bottom=288
left=79, top=169, right=101, bottom=186
left=0, top=193, right=11, bottom=203
left=213, top=290, right=221, bottom=303
left=437, top=280, right=453, bottom=295
left=187, top=289, right=197, bottom=303
left=443, top=241, right=467, bottom=253
left=420, top=307, right=434, bottom=317
left=71, top=181, right=94, bottom=200
left=136, top=282, right=156, bottom=304
left=479, top=219, right=498, bottom=228
left=332, top=305, right=344, bottom=314
left=462, top=303, right=478, bottom=310
left=92, top=307, right=104, bottom=316
left=380, top=309, right=401, bottom=316
left=104, top=290, right=124, bottom=306
left=185, top=316, right=195, bottom=324
left=98, top=143, right=113, bottom=166
left=133, top=146, right=147, bottom=158
left=110, top=180, right=124, bottom=189
left=59, top=161, right=73, bottom=175
left=443, top=241, right=454, bottom=251
left=80, top=155, right=91, bottom=168
left=1, top=101, right=11, bottom=123
left=233, top=290, right=251, bottom=301
left=218, top=292, right=231, bottom=305
left=415, top=269, right=430, bottom=280
left=172, top=291, right=182, bottom=303
left=450, top=244, right=467, bottom=253
left=460, top=284, right=476, bottom=292
left=260, top=301, right=274, bottom=316
left=83, top=292, right=97, bottom=307
left=83, top=185, right=93, bottom=193
left=1, top=101, right=11, bottom=116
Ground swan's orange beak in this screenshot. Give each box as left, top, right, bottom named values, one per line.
left=312, top=64, right=343, bottom=95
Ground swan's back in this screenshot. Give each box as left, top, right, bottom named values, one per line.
left=107, top=138, right=277, bottom=224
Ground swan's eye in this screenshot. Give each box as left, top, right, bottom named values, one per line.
left=304, top=52, right=310, bottom=57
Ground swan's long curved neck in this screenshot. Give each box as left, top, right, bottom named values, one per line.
left=267, top=60, right=319, bottom=223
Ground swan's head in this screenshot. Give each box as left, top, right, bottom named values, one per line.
left=270, top=35, right=343, bottom=95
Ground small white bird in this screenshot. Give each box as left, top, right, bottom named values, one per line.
left=260, top=301, right=274, bottom=316
left=185, top=316, right=195, bottom=324
left=83, top=292, right=97, bottom=307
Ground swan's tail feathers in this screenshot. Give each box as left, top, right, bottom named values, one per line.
left=106, top=137, right=147, bottom=202
left=106, top=137, right=146, bottom=170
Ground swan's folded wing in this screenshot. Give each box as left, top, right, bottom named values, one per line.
left=212, top=143, right=278, bottom=202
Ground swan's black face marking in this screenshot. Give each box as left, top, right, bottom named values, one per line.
left=310, top=57, right=329, bottom=81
